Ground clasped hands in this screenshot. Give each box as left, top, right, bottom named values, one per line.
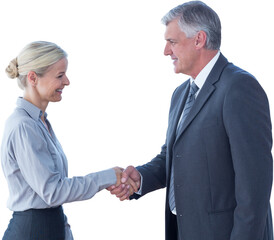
left=109, top=166, right=141, bottom=201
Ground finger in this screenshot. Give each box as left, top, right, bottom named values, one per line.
left=106, top=185, right=116, bottom=191
left=116, top=190, right=128, bottom=199
left=121, top=165, right=135, bottom=183
left=127, top=177, right=139, bottom=192
left=128, top=185, right=134, bottom=196
left=119, top=192, right=130, bottom=201
left=116, top=185, right=130, bottom=198
left=120, top=185, right=134, bottom=199
left=110, top=184, right=125, bottom=195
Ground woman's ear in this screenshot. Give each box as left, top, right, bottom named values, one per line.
left=27, top=71, right=38, bottom=86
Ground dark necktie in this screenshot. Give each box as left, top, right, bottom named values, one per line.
left=169, top=81, right=199, bottom=213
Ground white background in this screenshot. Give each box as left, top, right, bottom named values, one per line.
left=0, top=0, right=273, bottom=239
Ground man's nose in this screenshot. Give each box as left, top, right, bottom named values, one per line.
left=164, top=43, right=172, bottom=56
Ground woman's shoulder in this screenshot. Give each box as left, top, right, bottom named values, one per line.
left=4, top=108, right=39, bottom=137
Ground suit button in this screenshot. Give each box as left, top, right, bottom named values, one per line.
left=176, top=155, right=182, bottom=158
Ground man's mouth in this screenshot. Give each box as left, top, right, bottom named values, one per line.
left=172, top=59, right=178, bottom=64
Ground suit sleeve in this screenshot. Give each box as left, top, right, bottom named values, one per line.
left=223, top=74, right=273, bottom=240
left=130, top=84, right=184, bottom=200
left=131, top=143, right=167, bottom=199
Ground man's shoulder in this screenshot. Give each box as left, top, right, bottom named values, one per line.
left=213, top=53, right=256, bottom=82
left=223, top=63, right=255, bottom=79
left=220, top=63, right=258, bottom=91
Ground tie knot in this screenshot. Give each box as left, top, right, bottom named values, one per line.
left=190, top=82, right=199, bottom=96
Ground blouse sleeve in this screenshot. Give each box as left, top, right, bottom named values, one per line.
left=10, top=121, right=116, bottom=206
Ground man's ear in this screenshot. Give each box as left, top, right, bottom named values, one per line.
left=27, top=71, right=38, bottom=86
left=194, top=31, right=207, bottom=49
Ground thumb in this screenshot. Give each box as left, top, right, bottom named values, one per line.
left=121, top=165, right=134, bottom=183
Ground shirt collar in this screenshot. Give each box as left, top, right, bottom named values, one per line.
left=190, top=51, right=220, bottom=89
left=16, top=97, right=47, bottom=121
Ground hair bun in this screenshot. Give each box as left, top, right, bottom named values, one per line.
left=6, top=58, right=19, bottom=79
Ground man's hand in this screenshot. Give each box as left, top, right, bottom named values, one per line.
left=109, top=166, right=135, bottom=200
left=107, top=166, right=141, bottom=201
left=121, top=165, right=141, bottom=190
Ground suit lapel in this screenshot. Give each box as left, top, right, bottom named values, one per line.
left=168, top=81, right=190, bottom=145
left=175, top=84, right=216, bottom=140
left=175, top=53, right=229, bottom=143
left=166, top=80, right=190, bottom=177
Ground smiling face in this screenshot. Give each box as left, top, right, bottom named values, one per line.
left=164, top=19, right=199, bottom=77
left=36, top=57, right=69, bottom=104
left=24, top=57, right=70, bottom=111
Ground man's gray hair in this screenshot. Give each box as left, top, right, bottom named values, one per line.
left=162, top=1, right=221, bottom=50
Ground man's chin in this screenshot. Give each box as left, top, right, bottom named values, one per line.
left=174, top=67, right=181, bottom=74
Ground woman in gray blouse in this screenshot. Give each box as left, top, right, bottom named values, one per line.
left=1, top=41, right=136, bottom=240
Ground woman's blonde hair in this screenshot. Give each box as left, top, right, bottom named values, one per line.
left=6, top=41, right=67, bottom=89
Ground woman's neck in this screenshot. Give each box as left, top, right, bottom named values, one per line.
left=23, top=92, right=48, bottom=115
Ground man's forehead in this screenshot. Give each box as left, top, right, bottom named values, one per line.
left=164, top=22, right=181, bottom=40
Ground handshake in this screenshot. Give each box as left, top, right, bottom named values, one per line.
left=108, top=166, right=141, bottom=201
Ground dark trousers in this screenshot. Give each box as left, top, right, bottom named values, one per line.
left=2, top=206, right=65, bottom=240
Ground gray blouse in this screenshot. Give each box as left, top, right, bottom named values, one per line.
left=1, top=97, right=116, bottom=239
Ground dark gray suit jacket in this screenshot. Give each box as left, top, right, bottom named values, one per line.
left=132, top=54, right=273, bottom=240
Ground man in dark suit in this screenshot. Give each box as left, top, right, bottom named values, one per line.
left=108, top=1, right=273, bottom=239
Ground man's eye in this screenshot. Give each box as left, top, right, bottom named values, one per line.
left=57, top=75, right=63, bottom=78
left=170, top=41, right=176, bottom=46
